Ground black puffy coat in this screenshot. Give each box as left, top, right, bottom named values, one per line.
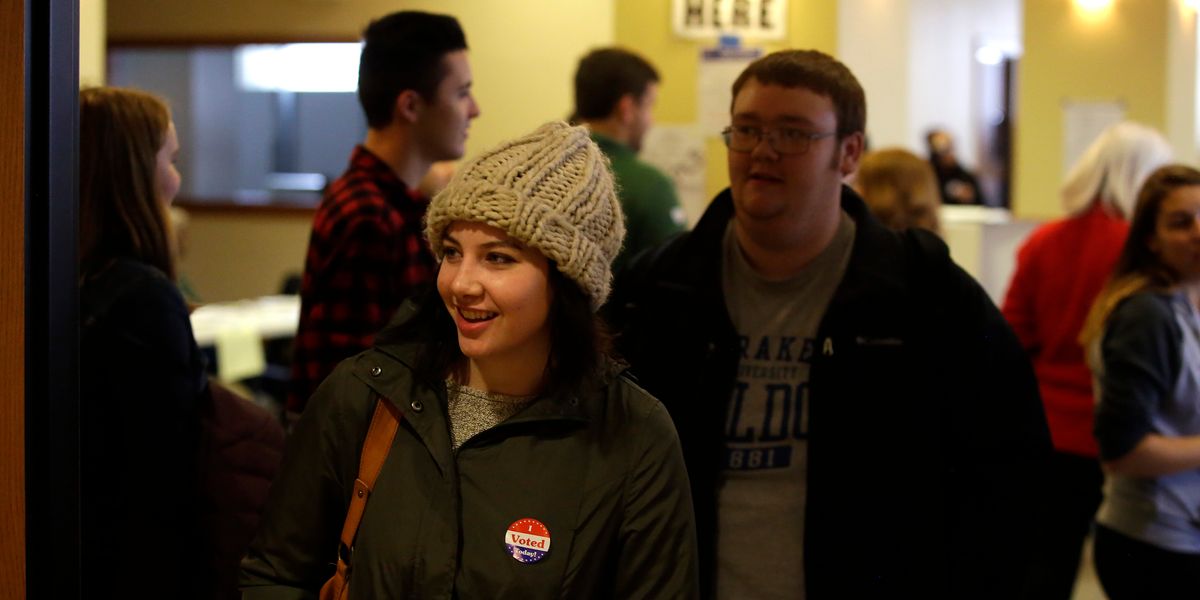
left=605, top=187, right=1052, bottom=599
left=81, top=259, right=283, bottom=600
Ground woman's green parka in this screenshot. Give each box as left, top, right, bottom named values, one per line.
left=240, top=303, right=700, bottom=599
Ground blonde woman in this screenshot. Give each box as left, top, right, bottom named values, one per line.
left=1081, top=165, right=1200, bottom=599
left=852, top=147, right=942, bottom=235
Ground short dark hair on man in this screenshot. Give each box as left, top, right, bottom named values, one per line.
left=358, top=11, right=468, bottom=129
left=732, top=49, right=866, bottom=139
left=573, top=47, right=660, bottom=121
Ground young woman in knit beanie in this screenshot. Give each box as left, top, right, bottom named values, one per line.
left=243, top=121, right=700, bottom=599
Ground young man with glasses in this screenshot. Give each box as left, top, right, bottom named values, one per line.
left=605, top=49, right=1051, bottom=599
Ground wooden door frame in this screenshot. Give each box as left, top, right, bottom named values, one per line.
left=0, top=0, right=26, bottom=595
left=24, top=0, right=81, bottom=595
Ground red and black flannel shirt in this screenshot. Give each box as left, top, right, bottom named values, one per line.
left=288, top=146, right=436, bottom=412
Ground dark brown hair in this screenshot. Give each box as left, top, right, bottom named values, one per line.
left=573, top=47, right=660, bottom=121
left=79, top=86, right=175, bottom=281
left=385, top=266, right=611, bottom=400
left=358, top=11, right=468, bottom=129
left=731, top=49, right=866, bottom=139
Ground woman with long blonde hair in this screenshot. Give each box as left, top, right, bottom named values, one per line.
left=1080, top=164, right=1200, bottom=599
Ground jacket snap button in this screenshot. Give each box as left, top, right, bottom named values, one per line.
left=410, top=400, right=424, bottom=413
left=357, top=489, right=364, bottom=498
left=370, top=366, right=382, bottom=377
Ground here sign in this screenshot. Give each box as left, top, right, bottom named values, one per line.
left=672, top=0, right=787, bottom=40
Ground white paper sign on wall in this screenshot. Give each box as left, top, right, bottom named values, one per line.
left=698, top=46, right=762, bottom=136
left=672, top=0, right=787, bottom=40
left=1061, top=99, right=1126, bottom=177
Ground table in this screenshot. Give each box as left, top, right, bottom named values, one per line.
left=190, top=294, right=300, bottom=382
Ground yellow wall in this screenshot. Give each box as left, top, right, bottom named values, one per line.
left=110, top=0, right=839, bottom=300
left=107, top=0, right=613, bottom=158
left=108, top=0, right=614, bottom=300
left=614, top=0, right=838, bottom=199
left=178, top=209, right=312, bottom=302
left=80, top=0, right=105, bottom=86
left=1015, top=0, right=1169, bottom=219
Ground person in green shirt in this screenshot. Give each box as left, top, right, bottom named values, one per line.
left=573, top=47, right=686, bottom=271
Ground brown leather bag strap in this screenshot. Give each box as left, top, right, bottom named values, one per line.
left=337, top=395, right=402, bottom=554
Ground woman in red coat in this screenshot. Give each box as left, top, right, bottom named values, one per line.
left=1001, top=121, right=1172, bottom=599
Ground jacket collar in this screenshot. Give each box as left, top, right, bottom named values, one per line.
left=827, top=186, right=914, bottom=307
left=668, top=185, right=914, bottom=321
left=365, top=299, right=594, bottom=423
left=590, top=132, right=636, bottom=161
left=348, top=145, right=426, bottom=208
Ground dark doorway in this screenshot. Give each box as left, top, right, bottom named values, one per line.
left=25, top=0, right=83, bottom=596
left=973, top=53, right=1017, bottom=209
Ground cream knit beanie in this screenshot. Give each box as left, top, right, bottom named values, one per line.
left=424, top=121, right=625, bottom=310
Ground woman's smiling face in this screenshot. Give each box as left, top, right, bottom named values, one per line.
left=436, top=221, right=554, bottom=370
left=1150, top=184, right=1200, bottom=285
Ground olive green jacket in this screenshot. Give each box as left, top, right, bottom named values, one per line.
left=240, top=308, right=699, bottom=599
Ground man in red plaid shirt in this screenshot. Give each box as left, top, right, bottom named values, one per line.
left=289, top=11, right=481, bottom=412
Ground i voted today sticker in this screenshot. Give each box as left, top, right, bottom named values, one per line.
left=505, top=518, right=551, bottom=564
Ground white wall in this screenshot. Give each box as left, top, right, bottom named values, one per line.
left=840, top=0, right=1032, bottom=300
left=838, top=0, right=911, bottom=151
left=839, top=0, right=1020, bottom=166
left=908, top=0, right=972, bottom=160
left=909, top=0, right=1019, bottom=167
left=1167, top=0, right=1199, bottom=165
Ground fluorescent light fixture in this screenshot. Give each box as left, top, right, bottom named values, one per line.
left=265, top=172, right=327, bottom=192
left=237, top=43, right=362, bottom=93
left=1074, top=0, right=1113, bottom=12
left=974, top=39, right=1021, bottom=65
left=974, top=46, right=1005, bottom=65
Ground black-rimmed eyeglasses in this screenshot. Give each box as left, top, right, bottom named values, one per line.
left=721, top=125, right=836, bottom=155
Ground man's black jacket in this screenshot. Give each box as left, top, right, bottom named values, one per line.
left=604, top=186, right=1051, bottom=598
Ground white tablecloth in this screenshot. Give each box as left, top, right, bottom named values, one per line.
left=190, top=294, right=300, bottom=382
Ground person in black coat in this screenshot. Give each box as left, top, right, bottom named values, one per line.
left=604, top=49, right=1051, bottom=599
left=79, top=86, right=283, bottom=599
left=926, top=127, right=986, bottom=205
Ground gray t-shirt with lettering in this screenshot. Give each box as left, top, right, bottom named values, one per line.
left=716, top=213, right=855, bottom=600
